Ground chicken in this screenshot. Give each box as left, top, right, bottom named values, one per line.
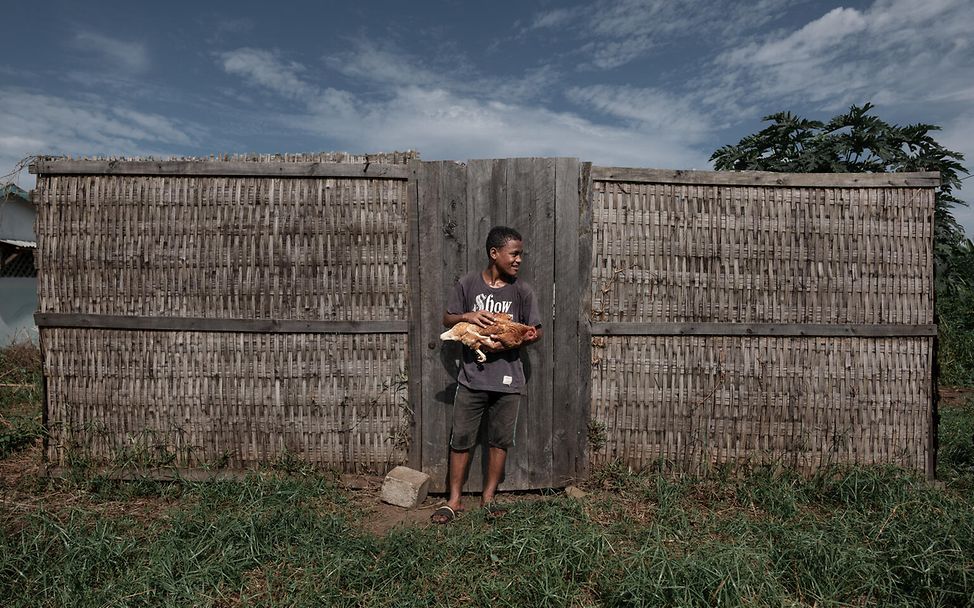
left=440, top=313, right=538, bottom=363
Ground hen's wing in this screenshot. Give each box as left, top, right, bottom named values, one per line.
left=440, top=323, right=474, bottom=341
left=481, top=317, right=536, bottom=350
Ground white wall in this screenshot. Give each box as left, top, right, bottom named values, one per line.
left=0, top=277, right=38, bottom=344
left=0, top=197, right=35, bottom=243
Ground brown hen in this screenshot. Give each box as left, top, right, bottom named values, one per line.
left=440, top=313, right=538, bottom=362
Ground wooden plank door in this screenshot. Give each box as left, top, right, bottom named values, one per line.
left=411, top=158, right=586, bottom=492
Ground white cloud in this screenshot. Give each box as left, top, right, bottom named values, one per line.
left=566, top=85, right=715, bottom=141
left=220, top=48, right=361, bottom=123
left=108, top=108, right=195, bottom=146
left=693, top=0, right=974, bottom=235
left=530, top=0, right=797, bottom=69
left=712, top=0, right=974, bottom=112
left=0, top=89, right=198, bottom=149
left=529, top=7, right=579, bottom=30
left=218, top=46, right=710, bottom=168
left=324, top=42, right=561, bottom=104
left=527, top=0, right=973, bottom=151
left=325, top=44, right=441, bottom=89
left=219, top=48, right=317, bottom=100
left=0, top=135, right=45, bottom=154
left=484, top=65, right=562, bottom=104
left=724, top=7, right=867, bottom=67
left=0, top=88, right=204, bottom=187
left=296, top=85, right=710, bottom=168
left=73, top=32, right=149, bottom=73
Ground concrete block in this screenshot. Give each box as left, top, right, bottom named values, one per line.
left=380, top=466, right=431, bottom=508
left=565, top=485, right=588, bottom=499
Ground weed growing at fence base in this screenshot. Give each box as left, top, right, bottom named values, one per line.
left=0, top=342, right=42, bottom=458
left=939, top=394, right=974, bottom=490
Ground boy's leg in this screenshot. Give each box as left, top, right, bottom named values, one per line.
left=481, top=446, right=507, bottom=505
left=446, top=449, right=471, bottom=511
left=443, top=385, right=488, bottom=512
left=482, top=392, right=520, bottom=506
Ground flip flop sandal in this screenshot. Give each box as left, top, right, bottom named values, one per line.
left=431, top=505, right=459, bottom=525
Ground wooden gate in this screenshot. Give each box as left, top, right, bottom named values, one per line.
left=408, top=158, right=590, bottom=491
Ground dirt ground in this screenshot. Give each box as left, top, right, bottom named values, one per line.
left=340, top=473, right=551, bottom=534
left=0, top=440, right=548, bottom=535
left=0, top=442, right=194, bottom=528
left=940, top=385, right=974, bottom=408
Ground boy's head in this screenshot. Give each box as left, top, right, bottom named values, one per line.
left=485, top=226, right=523, bottom=279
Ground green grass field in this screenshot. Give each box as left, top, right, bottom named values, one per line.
left=2, top=344, right=973, bottom=607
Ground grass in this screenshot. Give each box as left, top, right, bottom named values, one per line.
left=938, top=393, right=974, bottom=491
left=0, top=342, right=42, bottom=459
left=937, top=257, right=974, bottom=387
left=2, top=463, right=973, bottom=607
left=2, top=343, right=974, bottom=606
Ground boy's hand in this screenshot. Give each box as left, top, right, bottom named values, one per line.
left=464, top=310, right=495, bottom=328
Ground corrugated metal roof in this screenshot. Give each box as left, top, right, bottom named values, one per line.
left=0, top=239, right=36, bottom=248
left=1, top=184, right=29, bottom=201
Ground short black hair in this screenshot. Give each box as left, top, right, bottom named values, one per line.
left=485, top=226, right=522, bottom=258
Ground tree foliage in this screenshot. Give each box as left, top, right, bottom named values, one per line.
left=712, top=103, right=968, bottom=242
left=712, top=103, right=974, bottom=384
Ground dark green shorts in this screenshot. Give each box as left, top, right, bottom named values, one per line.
left=449, top=384, right=520, bottom=451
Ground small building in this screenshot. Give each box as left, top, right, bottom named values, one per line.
left=0, top=184, right=38, bottom=344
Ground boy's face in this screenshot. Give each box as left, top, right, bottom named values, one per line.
left=490, top=239, right=523, bottom=279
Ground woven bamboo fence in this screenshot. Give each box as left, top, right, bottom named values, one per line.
left=588, top=170, right=937, bottom=474
left=33, top=152, right=416, bottom=472
left=30, top=155, right=938, bottom=480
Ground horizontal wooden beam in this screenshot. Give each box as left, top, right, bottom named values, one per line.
left=35, top=313, right=408, bottom=334
left=30, top=159, right=410, bottom=179
left=591, top=167, right=941, bottom=188
left=590, top=322, right=937, bottom=337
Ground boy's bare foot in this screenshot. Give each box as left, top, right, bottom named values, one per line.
left=431, top=501, right=465, bottom=524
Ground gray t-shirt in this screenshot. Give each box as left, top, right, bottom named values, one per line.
left=446, top=270, right=542, bottom=394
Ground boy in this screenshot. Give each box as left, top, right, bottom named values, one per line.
left=431, top=226, right=543, bottom=524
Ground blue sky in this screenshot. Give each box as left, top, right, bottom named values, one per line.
left=2, top=0, right=972, bottom=235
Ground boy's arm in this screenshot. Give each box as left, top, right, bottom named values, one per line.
left=443, top=277, right=492, bottom=328
left=522, top=326, right=543, bottom=344
left=443, top=310, right=496, bottom=328
left=519, top=285, right=543, bottom=345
